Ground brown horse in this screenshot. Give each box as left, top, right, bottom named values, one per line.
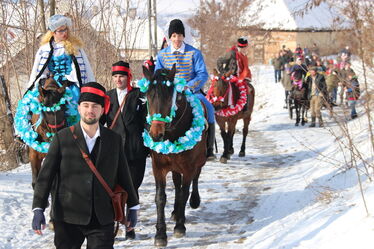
left=142, top=64, right=207, bottom=247
left=29, top=78, right=68, bottom=188
left=208, top=70, right=255, bottom=163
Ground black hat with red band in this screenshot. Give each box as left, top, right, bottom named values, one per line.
left=79, top=82, right=110, bottom=114
left=237, top=37, right=249, bottom=48
left=112, top=61, right=133, bottom=90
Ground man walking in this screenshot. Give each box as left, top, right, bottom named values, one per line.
left=103, top=61, right=149, bottom=239
left=32, top=82, right=139, bottom=249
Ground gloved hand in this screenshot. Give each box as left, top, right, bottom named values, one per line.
left=127, top=209, right=137, bottom=229
left=32, top=209, right=46, bottom=235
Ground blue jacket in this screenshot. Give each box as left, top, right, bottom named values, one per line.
left=155, top=43, right=208, bottom=93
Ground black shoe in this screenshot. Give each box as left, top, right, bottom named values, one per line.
left=351, top=114, right=357, bottom=119
left=125, top=229, right=136, bottom=240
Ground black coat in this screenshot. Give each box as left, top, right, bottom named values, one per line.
left=32, top=123, right=139, bottom=226
left=103, top=88, right=149, bottom=161
left=305, top=73, right=328, bottom=100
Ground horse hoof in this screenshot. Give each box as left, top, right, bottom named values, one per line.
left=174, top=225, right=186, bottom=238
left=301, top=122, right=305, bottom=126
left=295, top=123, right=299, bottom=126
left=239, top=151, right=245, bottom=157
left=154, top=238, right=168, bottom=248
left=220, top=157, right=228, bottom=164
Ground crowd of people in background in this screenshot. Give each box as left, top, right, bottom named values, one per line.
left=271, top=42, right=360, bottom=123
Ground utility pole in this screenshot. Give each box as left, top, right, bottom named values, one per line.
left=148, top=0, right=153, bottom=57
left=152, top=0, right=157, bottom=57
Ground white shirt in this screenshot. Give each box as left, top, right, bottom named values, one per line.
left=116, top=88, right=128, bottom=108
left=170, top=42, right=185, bottom=54
left=80, top=123, right=100, bottom=153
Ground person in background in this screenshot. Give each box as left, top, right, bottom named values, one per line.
left=294, top=44, right=304, bottom=59
left=345, top=72, right=360, bottom=119
left=338, top=61, right=355, bottom=106
left=155, top=19, right=216, bottom=160
left=325, top=60, right=339, bottom=106
left=101, top=61, right=149, bottom=240
left=305, top=66, right=328, bottom=127
left=281, top=61, right=293, bottom=109
left=271, top=51, right=283, bottom=83
left=32, top=82, right=139, bottom=249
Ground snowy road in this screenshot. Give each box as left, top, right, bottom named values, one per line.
left=1, top=64, right=372, bottom=249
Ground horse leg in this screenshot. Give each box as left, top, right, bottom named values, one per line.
left=189, top=167, right=201, bottom=209
left=239, top=117, right=250, bottom=157
left=301, top=104, right=306, bottom=126
left=171, top=172, right=182, bottom=221
left=227, top=120, right=238, bottom=156
left=220, top=130, right=229, bottom=163
left=29, top=149, right=42, bottom=189
left=295, top=102, right=300, bottom=126
left=154, top=177, right=168, bottom=247
left=174, top=179, right=191, bottom=238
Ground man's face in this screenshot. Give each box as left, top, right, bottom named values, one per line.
left=170, top=33, right=184, bottom=49
left=78, top=101, right=104, bottom=125
left=310, top=69, right=317, bottom=76
left=238, top=46, right=248, bottom=55
left=112, top=74, right=128, bottom=90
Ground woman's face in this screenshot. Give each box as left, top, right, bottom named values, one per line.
left=53, top=25, right=69, bottom=42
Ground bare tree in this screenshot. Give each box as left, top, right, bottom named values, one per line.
left=189, top=0, right=254, bottom=71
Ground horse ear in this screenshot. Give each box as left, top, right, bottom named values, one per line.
left=143, top=65, right=153, bottom=81
left=168, top=64, right=177, bottom=81
left=213, top=68, right=219, bottom=77
left=150, top=56, right=154, bottom=63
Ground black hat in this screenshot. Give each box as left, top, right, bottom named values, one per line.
left=237, top=37, right=248, bottom=48
left=79, top=82, right=110, bottom=114
left=112, top=61, right=130, bottom=76
left=168, top=19, right=185, bottom=38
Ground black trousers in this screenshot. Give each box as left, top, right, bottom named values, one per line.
left=127, top=156, right=147, bottom=198
left=53, top=217, right=114, bottom=249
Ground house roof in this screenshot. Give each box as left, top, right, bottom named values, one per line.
left=242, top=0, right=351, bottom=31
left=90, top=11, right=165, bottom=52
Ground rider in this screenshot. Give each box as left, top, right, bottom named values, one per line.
left=26, top=14, right=95, bottom=102
left=217, top=36, right=252, bottom=84
left=155, top=19, right=216, bottom=160
left=290, top=56, right=308, bottom=90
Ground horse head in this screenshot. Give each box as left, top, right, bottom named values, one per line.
left=38, top=78, right=67, bottom=131
left=143, top=64, right=177, bottom=142
left=210, top=69, right=232, bottom=109
left=144, top=56, right=156, bottom=75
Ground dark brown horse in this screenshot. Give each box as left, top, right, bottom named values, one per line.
left=208, top=70, right=255, bottom=163
left=29, top=78, right=67, bottom=188
left=289, top=83, right=309, bottom=126
left=142, top=65, right=207, bottom=247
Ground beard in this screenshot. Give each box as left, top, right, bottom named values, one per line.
left=81, top=115, right=100, bottom=125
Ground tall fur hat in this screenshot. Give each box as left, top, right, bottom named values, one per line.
left=168, top=19, right=185, bottom=38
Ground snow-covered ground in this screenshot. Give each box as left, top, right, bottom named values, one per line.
left=0, top=64, right=373, bottom=249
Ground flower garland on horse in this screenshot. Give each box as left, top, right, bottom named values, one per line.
left=206, top=75, right=247, bottom=117
left=138, top=77, right=205, bottom=154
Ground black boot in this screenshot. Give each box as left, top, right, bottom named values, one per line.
left=207, top=124, right=216, bottom=161
left=309, top=117, right=316, bottom=127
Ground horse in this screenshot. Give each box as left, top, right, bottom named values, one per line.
left=207, top=70, right=255, bottom=164
left=29, top=78, right=68, bottom=188
left=289, top=82, right=309, bottom=126
left=142, top=64, right=208, bottom=247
